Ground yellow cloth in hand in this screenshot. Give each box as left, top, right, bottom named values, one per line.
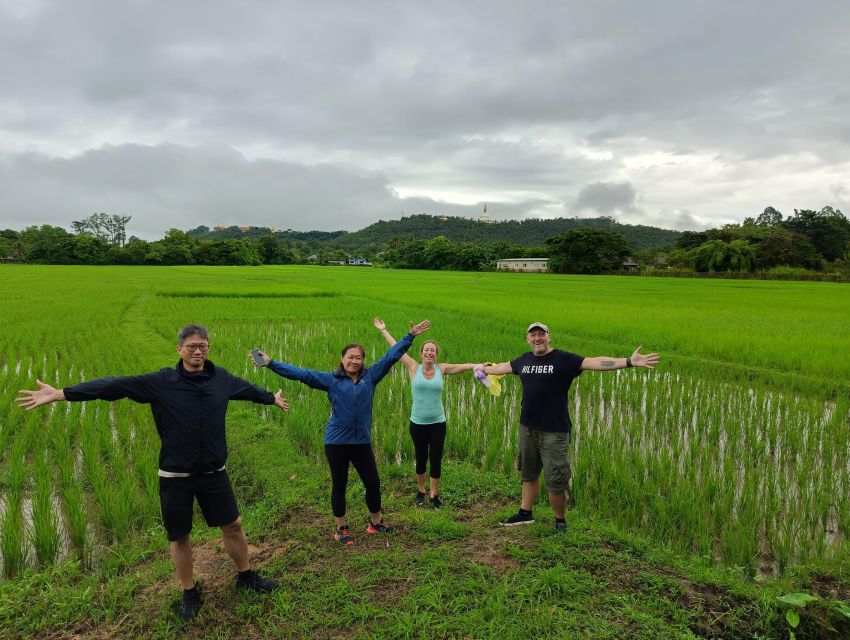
left=485, top=374, right=506, bottom=397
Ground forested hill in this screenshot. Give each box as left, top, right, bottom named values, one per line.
left=329, top=215, right=680, bottom=250
left=188, top=215, right=680, bottom=250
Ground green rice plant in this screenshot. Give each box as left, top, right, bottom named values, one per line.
left=78, top=412, right=101, bottom=494
left=128, top=414, right=160, bottom=522
left=2, top=264, right=849, bottom=575
left=0, top=396, right=20, bottom=460
left=30, top=453, right=61, bottom=568
left=61, top=482, right=89, bottom=564
left=560, top=366, right=849, bottom=571
left=5, top=437, right=29, bottom=508
left=1, top=492, right=26, bottom=579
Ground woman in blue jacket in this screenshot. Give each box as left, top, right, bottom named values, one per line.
left=255, top=319, right=430, bottom=545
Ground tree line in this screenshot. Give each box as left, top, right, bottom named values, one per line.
left=0, top=225, right=293, bottom=266
left=330, top=213, right=680, bottom=252
left=3, top=207, right=848, bottom=277
left=664, top=206, right=850, bottom=275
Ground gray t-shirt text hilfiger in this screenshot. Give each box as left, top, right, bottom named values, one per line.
left=510, top=349, right=584, bottom=433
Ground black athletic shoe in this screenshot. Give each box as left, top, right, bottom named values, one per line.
left=554, top=519, right=568, bottom=534
left=499, top=510, right=534, bottom=526
left=236, top=569, right=279, bottom=593
left=415, top=491, right=426, bottom=507
left=430, top=495, right=444, bottom=510
left=177, top=584, right=201, bottom=621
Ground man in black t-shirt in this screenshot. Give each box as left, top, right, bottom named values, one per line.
left=475, top=322, right=659, bottom=532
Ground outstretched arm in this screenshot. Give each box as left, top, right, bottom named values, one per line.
left=16, top=380, right=65, bottom=410
left=369, top=319, right=430, bottom=383
left=474, top=362, right=513, bottom=376
left=580, top=346, right=660, bottom=371
left=226, top=370, right=291, bottom=412
left=254, top=350, right=334, bottom=391
left=18, top=372, right=161, bottom=409
left=373, top=317, right=418, bottom=377
left=440, top=363, right=478, bottom=376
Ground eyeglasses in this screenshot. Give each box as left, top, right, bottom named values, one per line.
left=182, top=343, right=210, bottom=353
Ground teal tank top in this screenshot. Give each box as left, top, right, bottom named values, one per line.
left=410, top=364, right=446, bottom=424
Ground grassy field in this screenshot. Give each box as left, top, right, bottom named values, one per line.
left=1, top=264, right=849, bottom=638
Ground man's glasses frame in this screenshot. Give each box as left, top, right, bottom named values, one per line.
left=181, top=343, right=210, bottom=353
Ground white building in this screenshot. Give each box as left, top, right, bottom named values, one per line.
left=496, top=258, right=548, bottom=272
left=479, top=203, right=493, bottom=223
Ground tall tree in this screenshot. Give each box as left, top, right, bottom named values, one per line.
left=545, top=228, right=630, bottom=273
left=107, top=215, right=132, bottom=246
left=20, top=225, right=74, bottom=263
left=783, top=207, right=850, bottom=261
left=72, top=213, right=132, bottom=245
left=423, top=236, right=456, bottom=270
left=754, top=230, right=822, bottom=270
left=691, top=239, right=756, bottom=272
left=256, top=236, right=295, bottom=264
left=755, top=206, right=783, bottom=227
left=453, top=243, right=492, bottom=271
left=155, top=228, right=197, bottom=265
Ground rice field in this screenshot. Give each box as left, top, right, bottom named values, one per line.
left=0, top=264, right=848, bottom=580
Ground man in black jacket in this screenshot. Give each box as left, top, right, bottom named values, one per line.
left=17, top=324, right=290, bottom=621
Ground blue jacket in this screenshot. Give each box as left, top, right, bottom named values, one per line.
left=267, top=333, right=414, bottom=445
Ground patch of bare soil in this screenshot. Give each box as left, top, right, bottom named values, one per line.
left=463, top=536, right=520, bottom=575
left=65, top=631, right=114, bottom=640
left=366, top=573, right=416, bottom=607
left=676, top=579, right=759, bottom=639
left=810, top=573, right=850, bottom=601
left=451, top=496, right=515, bottom=525
left=279, top=506, right=331, bottom=531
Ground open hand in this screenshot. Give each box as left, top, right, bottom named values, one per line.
left=409, top=319, right=431, bottom=336
left=273, top=389, right=290, bottom=411
left=16, top=379, right=63, bottom=410
left=630, top=346, right=660, bottom=369
left=373, top=317, right=386, bottom=332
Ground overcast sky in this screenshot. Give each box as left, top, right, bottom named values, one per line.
left=1, top=1, right=848, bottom=239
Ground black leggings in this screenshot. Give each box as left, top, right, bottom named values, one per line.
left=324, top=444, right=381, bottom=518
left=409, top=421, right=447, bottom=479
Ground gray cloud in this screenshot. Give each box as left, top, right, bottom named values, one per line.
left=0, top=143, right=550, bottom=238
left=573, top=182, right=639, bottom=216
left=1, top=1, right=848, bottom=236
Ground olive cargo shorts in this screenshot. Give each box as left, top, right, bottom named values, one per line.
left=517, top=424, right=571, bottom=492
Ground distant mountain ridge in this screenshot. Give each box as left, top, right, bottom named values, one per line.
left=188, top=215, right=680, bottom=250
left=334, top=214, right=680, bottom=250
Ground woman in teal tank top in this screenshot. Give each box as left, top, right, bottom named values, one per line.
left=374, top=317, right=478, bottom=509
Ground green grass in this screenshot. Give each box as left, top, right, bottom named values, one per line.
left=1, top=448, right=848, bottom=638
left=1, top=264, right=849, bottom=637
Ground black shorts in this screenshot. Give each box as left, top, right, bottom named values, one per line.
left=158, top=469, right=240, bottom=541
